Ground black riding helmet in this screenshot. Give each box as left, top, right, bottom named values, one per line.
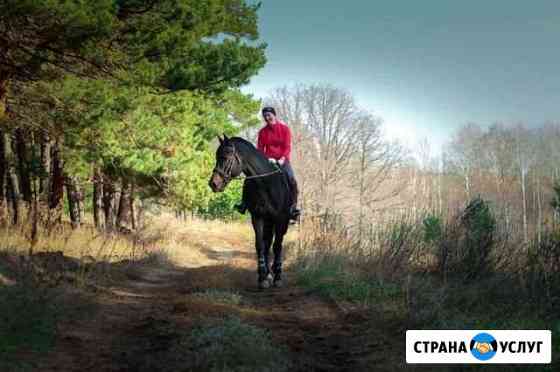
left=262, top=106, right=276, bottom=116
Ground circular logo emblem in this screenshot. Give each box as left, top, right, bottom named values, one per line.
left=470, top=333, right=497, bottom=361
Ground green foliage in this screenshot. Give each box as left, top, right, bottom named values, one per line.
left=438, top=197, right=496, bottom=280
left=3, top=0, right=267, bottom=93
left=526, top=229, right=560, bottom=306
left=459, top=197, right=496, bottom=277
left=187, top=317, right=291, bottom=372
left=423, top=214, right=442, bottom=243
left=197, top=180, right=244, bottom=220
left=3, top=0, right=267, bottom=221
left=49, top=74, right=260, bottom=214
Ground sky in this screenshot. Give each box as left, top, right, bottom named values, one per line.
left=241, top=0, right=560, bottom=154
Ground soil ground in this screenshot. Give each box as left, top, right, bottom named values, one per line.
left=9, top=226, right=407, bottom=372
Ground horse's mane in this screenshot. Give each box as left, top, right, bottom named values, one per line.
left=230, top=136, right=254, bottom=148
left=230, top=137, right=271, bottom=171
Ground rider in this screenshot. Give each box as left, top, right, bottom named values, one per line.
left=236, top=106, right=301, bottom=221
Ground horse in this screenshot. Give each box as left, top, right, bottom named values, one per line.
left=208, top=135, right=292, bottom=289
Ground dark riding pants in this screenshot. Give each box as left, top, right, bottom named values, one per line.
left=282, top=161, right=298, bottom=206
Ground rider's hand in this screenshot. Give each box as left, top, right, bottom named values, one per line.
left=278, top=157, right=285, bottom=166
left=268, top=158, right=277, bottom=164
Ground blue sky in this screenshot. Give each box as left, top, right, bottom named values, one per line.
left=241, top=0, right=560, bottom=153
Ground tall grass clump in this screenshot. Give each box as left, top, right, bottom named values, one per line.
left=186, top=317, right=291, bottom=372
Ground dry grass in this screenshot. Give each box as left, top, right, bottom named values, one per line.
left=140, top=213, right=255, bottom=268
left=0, top=213, right=258, bottom=268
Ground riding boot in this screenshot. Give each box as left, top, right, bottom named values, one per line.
left=235, top=180, right=249, bottom=214
left=235, top=201, right=247, bottom=214
left=288, top=177, right=300, bottom=221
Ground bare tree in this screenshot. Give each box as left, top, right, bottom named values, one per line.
left=352, top=113, right=405, bottom=242
left=446, top=123, right=484, bottom=200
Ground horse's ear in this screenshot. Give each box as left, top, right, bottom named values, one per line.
left=218, top=135, right=224, bottom=145
left=223, top=133, right=229, bottom=141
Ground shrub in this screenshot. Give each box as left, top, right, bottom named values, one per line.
left=526, top=229, right=560, bottom=306
left=438, top=197, right=496, bottom=281
left=197, top=181, right=245, bottom=221
left=187, top=317, right=290, bottom=372
left=423, top=214, right=443, bottom=244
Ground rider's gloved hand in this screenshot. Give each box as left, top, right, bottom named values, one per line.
left=278, top=157, right=285, bottom=166
left=268, top=158, right=277, bottom=164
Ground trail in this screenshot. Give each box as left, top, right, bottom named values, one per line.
left=32, top=230, right=405, bottom=372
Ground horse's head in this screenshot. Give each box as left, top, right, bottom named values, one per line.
left=209, top=135, right=243, bottom=192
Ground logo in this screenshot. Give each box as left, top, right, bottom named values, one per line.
left=406, top=330, right=551, bottom=364
left=470, top=333, right=497, bottom=361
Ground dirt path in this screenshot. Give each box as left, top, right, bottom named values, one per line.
left=34, top=234, right=405, bottom=372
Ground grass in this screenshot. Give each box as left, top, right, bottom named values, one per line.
left=193, top=288, right=243, bottom=306
left=186, top=317, right=291, bottom=372
left=294, top=254, right=402, bottom=306
left=0, top=283, right=58, bottom=371
left=291, top=208, right=560, bottom=370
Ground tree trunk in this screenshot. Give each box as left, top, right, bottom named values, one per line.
left=130, top=182, right=136, bottom=230
left=49, top=139, right=64, bottom=210
left=13, top=128, right=32, bottom=203
left=0, top=129, right=6, bottom=225
left=39, top=131, right=51, bottom=195
left=537, top=174, right=542, bottom=244
left=521, top=169, right=528, bottom=243
left=102, top=174, right=115, bottom=232
left=4, top=132, right=19, bottom=225
left=47, top=138, right=64, bottom=229
left=92, top=167, right=103, bottom=229
left=66, top=176, right=81, bottom=229
left=116, top=178, right=131, bottom=229
left=0, top=77, right=7, bottom=121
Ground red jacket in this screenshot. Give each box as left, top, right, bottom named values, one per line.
left=257, top=120, right=292, bottom=161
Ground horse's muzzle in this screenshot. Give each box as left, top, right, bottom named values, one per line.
left=209, top=172, right=225, bottom=192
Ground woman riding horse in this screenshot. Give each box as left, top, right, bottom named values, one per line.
left=208, top=128, right=295, bottom=289
left=236, top=107, right=300, bottom=222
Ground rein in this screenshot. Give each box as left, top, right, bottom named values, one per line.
left=242, top=168, right=282, bottom=180
left=214, top=142, right=282, bottom=181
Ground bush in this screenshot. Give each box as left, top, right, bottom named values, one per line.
left=526, top=229, right=560, bottom=306
left=423, top=214, right=443, bottom=244
left=187, top=317, right=290, bottom=372
left=198, top=181, right=245, bottom=220
left=438, top=197, right=496, bottom=281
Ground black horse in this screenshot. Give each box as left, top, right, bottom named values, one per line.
left=209, top=135, right=292, bottom=289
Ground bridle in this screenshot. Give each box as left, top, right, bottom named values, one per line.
left=213, top=143, right=282, bottom=182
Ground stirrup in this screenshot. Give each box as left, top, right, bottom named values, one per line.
left=235, top=203, right=247, bottom=214
left=289, top=207, right=300, bottom=222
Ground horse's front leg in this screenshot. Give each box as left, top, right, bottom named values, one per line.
left=263, top=220, right=274, bottom=278
left=272, top=220, right=289, bottom=287
left=252, top=215, right=271, bottom=289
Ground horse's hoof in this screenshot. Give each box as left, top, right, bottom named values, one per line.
left=273, top=280, right=283, bottom=288
left=259, top=280, right=271, bottom=289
